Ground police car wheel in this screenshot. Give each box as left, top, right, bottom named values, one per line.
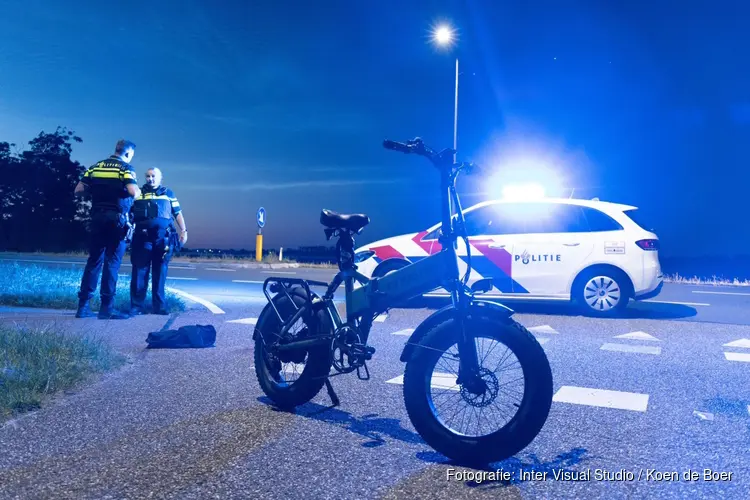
left=574, top=269, right=631, bottom=317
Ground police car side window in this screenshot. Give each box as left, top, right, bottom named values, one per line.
left=470, top=204, right=526, bottom=236
left=580, top=207, right=623, bottom=232
left=541, top=205, right=589, bottom=233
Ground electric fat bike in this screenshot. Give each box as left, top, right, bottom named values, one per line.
left=253, top=137, right=553, bottom=465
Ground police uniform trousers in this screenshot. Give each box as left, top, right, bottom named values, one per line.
left=78, top=210, right=128, bottom=308
left=130, top=225, right=173, bottom=313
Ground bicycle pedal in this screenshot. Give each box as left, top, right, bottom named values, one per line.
left=364, top=346, right=376, bottom=360
left=356, top=362, right=370, bottom=381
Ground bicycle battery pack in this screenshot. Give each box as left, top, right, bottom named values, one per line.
left=348, top=249, right=458, bottom=316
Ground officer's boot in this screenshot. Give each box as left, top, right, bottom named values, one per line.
left=75, top=299, right=96, bottom=318
left=98, top=297, right=130, bottom=320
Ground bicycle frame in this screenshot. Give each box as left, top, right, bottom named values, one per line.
left=260, top=138, right=490, bottom=388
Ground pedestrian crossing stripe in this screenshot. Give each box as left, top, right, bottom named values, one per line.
left=600, top=343, right=661, bottom=355
left=386, top=373, right=459, bottom=391
left=227, top=317, right=257, bottom=324
left=529, top=325, right=558, bottom=335
left=614, top=331, right=660, bottom=342
left=723, top=338, right=750, bottom=349
left=552, top=386, right=649, bottom=412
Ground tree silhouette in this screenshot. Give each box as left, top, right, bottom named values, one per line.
left=0, top=127, right=90, bottom=252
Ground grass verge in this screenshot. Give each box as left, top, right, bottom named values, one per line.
left=663, top=273, right=750, bottom=287
left=0, top=262, right=187, bottom=311
left=1, top=322, right=128, bottom=418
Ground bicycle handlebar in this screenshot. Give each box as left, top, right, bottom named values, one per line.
left=383, top=137, right=481, bottom=175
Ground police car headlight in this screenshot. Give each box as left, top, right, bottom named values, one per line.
left=354, top=250, right=375, bottom=263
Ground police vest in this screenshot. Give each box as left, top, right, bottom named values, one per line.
left=132, top=187, right=173, bottom=223
left=82, top=156, right=137, bottom=213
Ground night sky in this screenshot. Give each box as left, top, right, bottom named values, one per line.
left=1, top=1, right=748, bottom=258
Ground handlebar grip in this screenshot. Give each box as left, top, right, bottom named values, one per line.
left=383, top=139, right=412, bottom=153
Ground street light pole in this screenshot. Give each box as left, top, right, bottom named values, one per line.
left=453, top=57, right=459, bottom=164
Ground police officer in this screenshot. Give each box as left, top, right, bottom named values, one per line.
left=74, top=139, right=141, bottom=319
left=129, top=167, right=188, bottom=315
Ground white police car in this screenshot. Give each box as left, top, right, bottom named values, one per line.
left=353, top=197, right=663, bottom=317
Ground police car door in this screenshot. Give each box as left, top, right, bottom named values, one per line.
left=511, top=202, right=595, bottom=296
left=460, top=203, right=524, bottom=295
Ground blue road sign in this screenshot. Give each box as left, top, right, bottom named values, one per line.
left=257, top=207, right=266, bottom=228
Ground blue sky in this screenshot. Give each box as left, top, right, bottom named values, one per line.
left=1, top=1, right=748, bottom=257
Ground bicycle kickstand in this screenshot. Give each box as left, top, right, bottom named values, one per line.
left=324, top=378, right=340, bottom=407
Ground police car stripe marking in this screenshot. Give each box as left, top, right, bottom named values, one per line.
left=552, top=386, right=649, bottom=412
left=371, top=245, right=405, bottom=261
left=412, top=231, right=441, bottom=254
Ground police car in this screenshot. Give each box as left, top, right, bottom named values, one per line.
left=353, top=197, right=663, bottom=317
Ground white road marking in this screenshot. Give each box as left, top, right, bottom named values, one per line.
left=693, top=411, right=714, bottom=421
left=642, top=300, right=710, bottom=307
left=232, top=280, right=264, bottom=284
left=227, top=317, right=258, bottom=325
left=552, top=386, right=649, bottom=412
left=747, top=405, right=750, bottom=417
left=536, top=337, right=551, bottom=345
left=205, top=268, right=236, bottom=272
left=614, top=331, right=660, bottom=342
left=167, top=277, right=198, bottom=281
left=724, top=352, right=750, bottom=363
left=374, top=314, right=387, bottom=322
left=262, top=271, right=297, bottom=275
left=392, top=328, right=414, bottom=336
left=692, top=290, right=750, bottom=296
left=165, top=287, right=225, bottom=314
left=170, top=266, right=196, bottom=270
left=722, top=338, right=750, bottom=349
left=386, top=372, right=460, bottom=391
left=529, top=325, right=558, bottom=335
left=600, top=343, right=661, bottom=355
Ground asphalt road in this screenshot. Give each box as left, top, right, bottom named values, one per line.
left=1, top=254, right=749, bottom=498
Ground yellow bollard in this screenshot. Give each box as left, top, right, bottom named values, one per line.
left=256, top=233, right=263, bottom=262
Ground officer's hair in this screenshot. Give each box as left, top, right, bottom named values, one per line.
left=115, top=139, right=136, bottom=155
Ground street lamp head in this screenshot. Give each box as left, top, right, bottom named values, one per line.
left=432, top=24, right=455, bottom=46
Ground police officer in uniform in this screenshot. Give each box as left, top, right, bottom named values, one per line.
left=129, top=167, right=188, bottom=315
left=74, top=139, right=141, bottom=319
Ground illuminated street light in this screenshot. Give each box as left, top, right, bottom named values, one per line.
left=433, top=25, right=454, bottom=46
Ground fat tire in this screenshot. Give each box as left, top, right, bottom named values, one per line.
left=402, top=315, right=553, bottom=466
left=254, top=287, right=333, bottom=410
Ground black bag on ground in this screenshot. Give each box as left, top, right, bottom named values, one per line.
left=146, top=325, right=216, bottom=349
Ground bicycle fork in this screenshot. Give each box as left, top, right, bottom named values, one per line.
left=453, top=287, right=486, bottom=395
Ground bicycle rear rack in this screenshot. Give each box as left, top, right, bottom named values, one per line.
left=262, top=277, right=330, bottom=327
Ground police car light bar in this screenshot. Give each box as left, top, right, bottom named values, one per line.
left=501, top=183, right=545, bottom=201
